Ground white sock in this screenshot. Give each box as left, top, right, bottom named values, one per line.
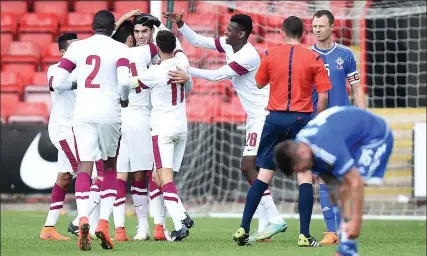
left=261, top=190, right=279, bottom=219
left=177, top=198, right=187, bottom=215
left=255, top=200, right=269, bottom=233
left=89, top=204, right=100, bottom=235
left=162, top=183, right=186, bottom=231
left=44, top=202, right=64, bottom=227
left=150, top=189, right=166, bottom=226
left=131, top=186, right=148, bottom=227
left=113, top=197, right=126, bottom=228
left=76, top=195, right=90, bottom=219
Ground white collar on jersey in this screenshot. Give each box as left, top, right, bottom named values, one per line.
left=312, top=42, right=337, bottom=56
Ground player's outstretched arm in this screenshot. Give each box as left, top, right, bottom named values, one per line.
left=187, top=65, right=238, bottom=82
left=163, top=10, right=225, bottom=52
left=341, top=167, right=364, bottom=239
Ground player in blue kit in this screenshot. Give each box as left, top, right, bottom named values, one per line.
left=274, top=106, right=394, bottom=256
left=310, top=10, right=367, bottom=244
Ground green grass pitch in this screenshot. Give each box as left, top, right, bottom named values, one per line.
left=1, top=211, right=425, bottom=256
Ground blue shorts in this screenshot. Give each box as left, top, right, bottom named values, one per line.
left=353, top=129, right=394, bottom=185
left=256, top=111, right=312, bottom=170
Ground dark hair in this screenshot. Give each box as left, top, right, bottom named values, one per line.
left=282, top=16, right=304, bottom=39
left=58, top=32, right=78, bottom=51
left=313, top=10, right=335, bottom=26
left=112, top=20, right=134, bottom=44
left=133, top=15, right=154, bottom=30
left=230, top=14, right=253, bottom=38
left=92, top=10, right=115, bottom=33
left=155, top=30, right=176, bottom=54
left=273, top=140, right=297, bottom=176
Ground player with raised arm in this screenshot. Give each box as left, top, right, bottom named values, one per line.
left=52, top=10, right=132, bottom=251
left=274, top=106, right=394, bottom=256
left=310, top=10, right=366, bottom=245
left=130, top=30, right=192, bottom=242
left=233, top=16, right=331, bottom=247
left=165, top=10, right=285, bottom=241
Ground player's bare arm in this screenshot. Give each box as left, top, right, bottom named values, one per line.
left=317, top=92, right=328, bottom=113
left=188, top=64, right=237, bottom=82
left=168, top=66, right=190, bottom=84
left=350, top=82, right=366, bottom=109
left=163, top=10, right=184, bottom=28
left=341, top=167, right=364, bottom=239
left=114, top=9, right=142, bottom=31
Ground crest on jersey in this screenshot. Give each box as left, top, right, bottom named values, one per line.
left=336, top=57, right=344, bottom=70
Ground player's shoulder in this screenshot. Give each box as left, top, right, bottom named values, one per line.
left=334, top=43, right=355, bottom=57
left=47, top=62, right=60, bottom=75
left=234, top=43, right=260, bottom=63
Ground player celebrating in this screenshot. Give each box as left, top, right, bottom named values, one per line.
left=233, top=16, right=331, bottom=246
left=310, top=10, right=366, bottom=245
left=52, top=10, right=132, bottom=251
left=164, top=10, right=285, bottom=240
left=130, top=30, right=192, bottom=242
left=274, top=106, right=394, bottom=256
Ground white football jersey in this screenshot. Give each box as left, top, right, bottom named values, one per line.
left=53, top=34, right=130, bottom=123
left=137, top=58, right=188, bottom=134
left=179, top=24, right=269, bottom=119
left=47, top=63, right=77, bottom=143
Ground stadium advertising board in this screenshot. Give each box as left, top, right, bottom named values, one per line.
left=414, top=122, right=426, bottom=197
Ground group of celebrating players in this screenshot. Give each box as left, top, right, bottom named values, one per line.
left=38, top=6, right=394, bottom=256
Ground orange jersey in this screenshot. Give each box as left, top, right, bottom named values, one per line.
left=255, top=44, right=331, bottom=112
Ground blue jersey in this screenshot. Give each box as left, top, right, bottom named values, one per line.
left=311, top=43, right=360, bottom=114
left=296, top=106, right=394, bottom=184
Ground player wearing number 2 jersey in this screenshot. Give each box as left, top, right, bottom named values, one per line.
left=275, top=106, right=394, bottom=256
left=52, top=10, right=132, bottom=251
left=165, top=11, right=282, bottom=241
left=130, top=30, right=191, bottom=242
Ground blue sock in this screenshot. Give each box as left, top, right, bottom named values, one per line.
left=240, top=179, right=268, bottom=234
left=298, top=183, right=313, bottom=237
left=319, top=184, right=336, bottom=232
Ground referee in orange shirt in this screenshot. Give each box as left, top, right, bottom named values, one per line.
left=233, top=16, right=331, bottom=246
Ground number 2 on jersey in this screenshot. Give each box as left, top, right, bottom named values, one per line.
left=168, top=79, right=184, bottom=106
left=85, top=55, right=101, bottom=88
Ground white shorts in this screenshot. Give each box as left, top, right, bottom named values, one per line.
left=72, top=122, right=121, bottom=161
left=242, top=117, right=265, bottom=156
left=53, top=138, right=79, bottom=174
left=117, top=113, right=153, bottom=173
left=151, top=132, right=187, bottom=172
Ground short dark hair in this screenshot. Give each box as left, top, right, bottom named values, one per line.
left=58, top=32, right=78, bottom=51
left=313, top=10, right=335, bottom=26
left=155, top=30, right=176, bottom=54
left=92, top=10, right=115, bottom=33
left=112, top=20, right=134, bottom=44
left=282, top=16, right=304, bottom=39
left=230, top=14, right=253, bottom=38
left=273, top=140, right=297, bottom=176
left=133, top=15, right=154, bottom=30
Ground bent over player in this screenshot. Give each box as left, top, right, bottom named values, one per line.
left=52, top=10, right=132, bottom=251
left=274, top=106, right=394, bottom=256
left=130, top=30, right=193, bottom=242
left=165, top=10, right=285, bottom=240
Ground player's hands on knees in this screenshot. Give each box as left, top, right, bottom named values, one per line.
left=168, top=66, right=190, bottom=84
left=162, top=10, right=184, bottom=23
left=346, top=218, right=362, bottom=239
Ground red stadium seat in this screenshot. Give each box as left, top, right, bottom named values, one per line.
left=114, top=1, right=149, bottom=14
left=8, top=102, right=49, bottom=124
left=186, top=94, right=215, bottom=123
left=2, top=42, right=40, bottom=84
left=19, top=13, right=59, bottom=53
left=33, top=1, right=69, bottom=25
left=185, top=13, right=218, bottom=37
left=41, top=43, right=61, bottom=71
left=190, top=78, right=224, bottom=95
left=73, top=1, right=109, bottom=13
left=25, top=74, right=51, bottom=109
left=77, top=32, right=94, bottom=40
left=302, top=32, right=317, bottom=47
left=213, top=95, right=246, bottom=123
left=60, top=12, right=93, bottom=34
left=0, top=33, right=13, bottom=55
left=0, top=1, right=28, bottom=15
left=1, top=13, right=18, bottom=34
left=1, top=71, right=24, bottom=95
left=1, top=94, right=20, bottom=122
left=31, top=72, right=49, bottom=85
left=264, top=32, right=283, bottom=47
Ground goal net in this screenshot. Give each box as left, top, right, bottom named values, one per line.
left=160, top=0, right=427, bottom=219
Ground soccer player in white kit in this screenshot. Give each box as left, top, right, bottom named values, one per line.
left=112, top=13, right=194, bottom=241
left=164, top=11, right=287, bottom=240
left=51, top=10, right=132, bottom=251
left=130, top=30, right=192, bottom=242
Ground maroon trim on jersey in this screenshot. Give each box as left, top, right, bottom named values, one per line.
left=48, top=76, right=54, bottom=91
left=173, top=49, right=185, bottom=57
left=149, top=42, right=158, bottom=58
left=58, top=58, right=76, bottom=73
left=58, top=139, right=78, bottom=172
left=228, top=61, right=249, bottom=76
left=214, top=38, right=225, bottom=53
left=116, top=58, right=129, bottom=67
left=151, top=135, right=162, bottom=169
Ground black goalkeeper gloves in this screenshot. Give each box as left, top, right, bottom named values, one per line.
left=141, top=14, right=161, bottom=27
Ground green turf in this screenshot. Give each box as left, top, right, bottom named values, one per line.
left=1, top=211, right=425, bottom=256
